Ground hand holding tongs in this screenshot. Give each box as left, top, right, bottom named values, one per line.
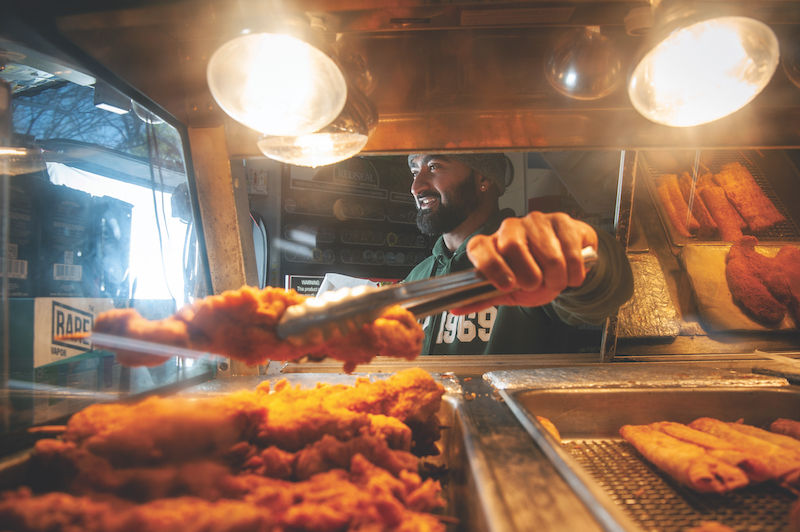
left=276, top=246, right=598, bottom=344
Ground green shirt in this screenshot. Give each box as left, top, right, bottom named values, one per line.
left=403, top=209, right=634, bottom=355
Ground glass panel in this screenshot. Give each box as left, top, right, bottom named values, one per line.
left=0, top=42, right=213, bottom=455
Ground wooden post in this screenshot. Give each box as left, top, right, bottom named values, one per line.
left=187, top=126, right=259, bottom=375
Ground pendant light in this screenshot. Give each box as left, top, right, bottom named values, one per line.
left=207, top=17, right=347, bottom=137
left=545, top=26, right=623, bottom=100
left=257, top=83, right=377, bottom=168
left=628, top=1, right=779, bottom=127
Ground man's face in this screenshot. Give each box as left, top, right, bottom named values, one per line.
left=410, top=156, right=480, bottom=236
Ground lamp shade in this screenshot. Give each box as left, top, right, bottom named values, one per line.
left=257, top=85, right=376, bottom=168
left=628, top=16, right=779, bottom=127
left=207, top=32, right=347, bottom=137
left=545, top=27, right=622, bottom=100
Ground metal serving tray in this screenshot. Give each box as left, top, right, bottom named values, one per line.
left=501, top=385, right=800, bottom=532
left=639, top=149, right=800, bottom=248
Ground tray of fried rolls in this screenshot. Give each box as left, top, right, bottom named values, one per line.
left=503, top=383, right=800, bottom=532
left=640, top=150, right=800, bottom=247
left=679, top=241, right=800, bottom=332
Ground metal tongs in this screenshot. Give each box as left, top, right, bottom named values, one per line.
left=276, top=246, right=598, bottom=344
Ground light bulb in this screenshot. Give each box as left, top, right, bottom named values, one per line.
left=207, top=33, right=346, bottom=136
left=628, top=16, right=779, bottom=127
left=257, top=131, right=369, bottom=168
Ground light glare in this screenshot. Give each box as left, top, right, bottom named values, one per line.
left=628, top=17, right=779, bottom=127
left=207, top=33, right=346, bottom=137
left=257, top=132, right=369, bottom=168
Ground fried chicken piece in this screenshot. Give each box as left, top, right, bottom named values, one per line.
left=348, top=454, right=445, bottom=514
left=53, top=369, right=442, bottom=474
left=257, top=368, right=444, bottom=454
left=238, top=433, right=418, bottom=481
left=293, top=433, right=418, bottom=480
left=700, top=187, right=744, bottom=241
left=679, top=172, right=717, bottom=237
left=714, top=162, right=785, bottom=232
left=92, top=285, right=424, bottom=372
left=536, top=416, right=562, bottom=442
left=0, top=456, right=447, bottom=532
left=33, top=439, right=248, bottom=502
left=725, top=236, right=790, bottom=324
left=60, top=391, right=265, bottom=467
left=776, top=245, right=800, bottom=319
left=772, top=418, right=800, bottom=440
left=657, top=174, right=700, bottom=237
left=323, top=368, right=446, bottom=454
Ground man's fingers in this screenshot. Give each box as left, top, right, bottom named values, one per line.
left=494, top=218, right=543, bottom=291
left=522, top=213, right=569, bottom=293
left=466, top=234, right=516, bottom=291
left=553, top=215, right=599, bottom=287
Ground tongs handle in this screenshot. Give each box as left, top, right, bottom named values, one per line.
left=276, top=246, right=597, bottom=344
left=275, top=269, right=493, bottom=342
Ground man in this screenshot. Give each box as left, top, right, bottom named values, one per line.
left=405, top=153, right=634, bottom=355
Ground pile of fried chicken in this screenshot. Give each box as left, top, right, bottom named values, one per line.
left=0, top=368, right=448, bottom=532
left=725, top=236, right=800, bottom=324
left=90, top=285, right=425, bottom=373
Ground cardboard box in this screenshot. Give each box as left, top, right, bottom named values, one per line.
left=38, top=183, right=94, bottom=297
left=1, top=174, right=44, bottom=297
left=8, top=297, right=177, bottom=429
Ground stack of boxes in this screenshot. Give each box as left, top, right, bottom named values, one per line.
left=2, top=174, right=133, bottom=299
left=4, top=172, right=136, bottom=429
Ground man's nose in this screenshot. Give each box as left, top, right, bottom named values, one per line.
left=410, top=168, right=430, bottom=196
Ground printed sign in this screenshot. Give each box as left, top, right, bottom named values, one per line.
left=285, top=275, right=324, bottom=296
left=333, top=158, right=379, bottom=189
left=33, top=298, right=117, bottom=368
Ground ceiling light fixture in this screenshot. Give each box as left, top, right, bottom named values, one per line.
left=207, top=19, right=347, bottom=137
left=93, top=80, right=130, bottom=115
left=257, top=84, right=377, bottom=168
left=545, top=26, right=622, bottom=100
left=628, top=1, right=779, bottom=127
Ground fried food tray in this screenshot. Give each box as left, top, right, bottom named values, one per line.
left=640, top=150, right=800, bottom=247
left=679, top=244, right=799, bottom=332
left=502, top=386, right=800, bottom=532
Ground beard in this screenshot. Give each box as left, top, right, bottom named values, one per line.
left=415, top=171, right=480, bottom=236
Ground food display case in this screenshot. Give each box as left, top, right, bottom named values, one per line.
left=2, top=1, right=800, bottom=532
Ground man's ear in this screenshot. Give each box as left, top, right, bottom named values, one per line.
left=477, top=174, right=492, bottom=192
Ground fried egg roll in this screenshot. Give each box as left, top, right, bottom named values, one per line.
left=657, top=174, right=700, bottom=237
left=620, top=424, right=749, bottom=493
left=689, top=417, right=800, bottom=486
left=650, top=422, right=772, bottom=482
left=700, top=187, right=744, bottom=242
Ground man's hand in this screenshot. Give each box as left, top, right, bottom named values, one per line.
left=454, top=211, right=598, bottom=314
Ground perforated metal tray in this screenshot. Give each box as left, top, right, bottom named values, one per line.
left=501, top=386, right=800, bottom=532
left=640, top=150, right=800, bottom=247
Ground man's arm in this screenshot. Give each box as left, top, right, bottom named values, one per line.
left=454, top=211, right=633, bottom=321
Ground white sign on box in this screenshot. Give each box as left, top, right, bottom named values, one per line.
left=33, top=298, right=117, bottom=368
